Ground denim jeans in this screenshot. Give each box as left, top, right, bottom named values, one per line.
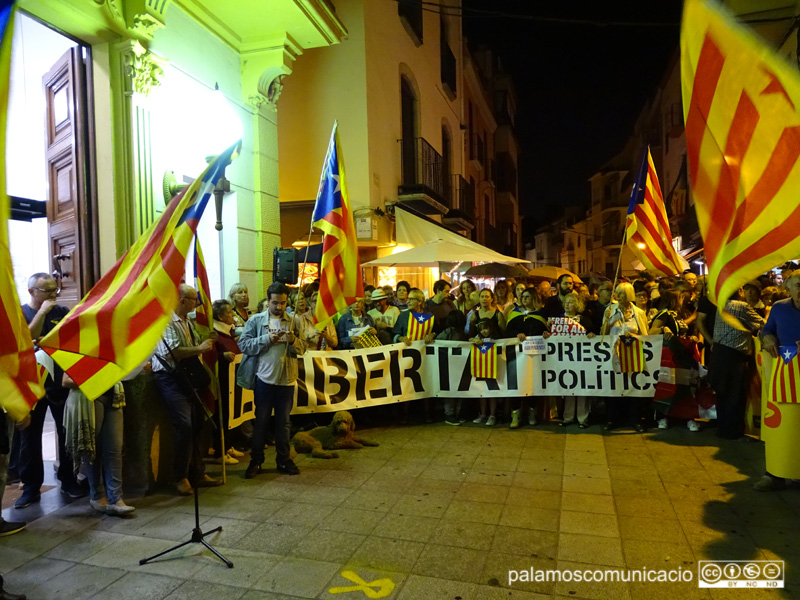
left=251, top=380, right=294, bottom=466
left=154, top=371, right=203, bottom=482
left=84, top=394, right=124, bottom=504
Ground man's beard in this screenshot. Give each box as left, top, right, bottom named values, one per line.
left=271, top=308, right=284, bottom=317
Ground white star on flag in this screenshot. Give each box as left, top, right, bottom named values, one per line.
left=784, top=349, right=792, bottom=361
left=331, top=174, right=340, bottom=195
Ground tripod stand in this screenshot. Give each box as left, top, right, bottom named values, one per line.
left=140, top=345, right=233, bottom=568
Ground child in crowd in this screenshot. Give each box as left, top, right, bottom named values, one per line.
left=471, top=318, right=502, bottom=426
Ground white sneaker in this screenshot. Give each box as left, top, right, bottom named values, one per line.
left=486, top=415, right=496, bottom=426
left=215, top=454, right=239, bottom=465
left=89, top=498, right=107, bottom=514
left=473, top=415, right=486, bottom=424
left=227, top=448, right=245, bottom=458
left=687, top=420, right=700, bottom=432
left=510, top=410, right=520, bottom=429
left=106, top=500, right=135, bottom=515
left=657, top=418, right=668, bottom=430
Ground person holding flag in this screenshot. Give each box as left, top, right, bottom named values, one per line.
left=470, top=318, right=500, bottom=426
left=757, top=270, right=800, bottom=490
left=393, top=289, right=436, bottom=346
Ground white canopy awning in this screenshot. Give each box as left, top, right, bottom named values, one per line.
left=363, top=207, right=527, bottom=267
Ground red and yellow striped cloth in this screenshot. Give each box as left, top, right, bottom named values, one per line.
left=407, top=312, right=434, bottom=341
left=471, top=342, right=497, bottom=379
left=769, top=346, right=800, bottom=404
left=682, top=0, right=800, bottom=307
left=38, top=143, right=240, bottom=400
left=615, top=335, right=645, bottom=373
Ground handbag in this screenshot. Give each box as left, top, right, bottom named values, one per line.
left=157, top=321, right=212, bottom=390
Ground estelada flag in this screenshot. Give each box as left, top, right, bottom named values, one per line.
left=769, top=345, right=800, bottom=404
left=471, top=341, right=497, bottom=379
left=615, top=335, right=645, bottom=373
left=0, top=0, right=44, bottom=420
left=681, top=0, right=800, bottom=308
left=407, top=312, right=434, bottom=341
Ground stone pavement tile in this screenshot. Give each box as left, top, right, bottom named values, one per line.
left=564, top=448, right=608, bottom=465
left=605, top=451, right=647, bottom=467
left=327, top=457, right=387, bottom=473
left=610, top=478, right=669, bottom=500
left=44, top=530, right=128, bottom=562
left=474, top=455, right=520, bottom=472
left=133, top=509, right=213, bottom=542
left=432, top=520, right=498, bottom=551
left=512, top=472, right=563, bottom=491
left=294, top=484, right=354, bottom=507
left=94, top=505, right=163, bottom=533
left=318, top=566, right=407, bottom=600
left=520, top=447, right=564, bottom=462
left=250, top=481, right=317, bottom=502
left=628, top=580, right=711, bottom=600
left=289, top=527, right=366, bottom=563
left=441, top=439, right=483, bottom=456
left=372, top=513, right=439, bottom=543
left=414, top=477, right=462, bottom=496
left=164, top=580, right=247, bottom=600
left=29, top=562, right=127, bottom=600
left=615, top=497, right=677, bottom=520
left=420, top=464, right=467, bottom=482
left=2, top=557, right=83, bottom=598
left=457, top=482, right=511, bottom=504
left=479, top=444, right=524, bottom=459
left=608, top=464, right=661, bottom=480
left=0, top=545, right=37, bottom=573
left=491, top=526, right=558, bottom=560
left=731, top=503, right=800, bottom=529
left=707, top=588, right=783, bottom=600
left=560, top=510, right=619, bottom=538
left=562, top=475, right=612, bottom=496
left=507, top=488, right=562, bottom=510
left=317, top=506, right=385, bottom=535
left=671, top=499, right=740, bottom=526
left=561, top=462, right=610, bottom=483
left=391, top=491, right=452, bottom=518
left=199, top=517, right=263, bottom=547
left=412, top=542, right=488, bottom=583
left=561, top=492, right=615, bottom=515
left=554, top=560, right=631, bottom=600
left=360, top=472, right=417, bottom=494
left=618, top=516, right=687, bottom=544
left=500, top=505, right=560, bottom=532
left=621, top=539, right=696, bottom=571
left=271, top=467, right=328, bottom=485
left=191, top=547, right=282, bottom=588
left=82, top=534, right=174, bottom=570
left=430, top=452, right=478, bottom=469
left=473, top=584, right=552, bottom=599
left=558, top=533, right=624, bottom=567
left=516, top=458, right=564, bottom=476
left=173, top=494, right=287, bottom=522
left=481, top=553, right=557, bottom=595
left=445, top=499, right=504, bottom=525
left=684, top=523, right=762, bottom=563
left=344, top=488, right=402, bottom=512
left=314, top=469, right=372, bottom=489
left=236, top=522, right=313, bottom=554
left=746, top=525, right=799, bottom=557
left=265, top=501, right=335, bottom=528
left=395, top=574, right=477, bottom=600
left=348, top=536, right=426, bottom=572
left=0, top=519, right=78, bottom=557
left=90, top=571, right=183, bottom=600
left=465, top=469, right=515, bottom=486
left=253, top=556, right=341, bottom=598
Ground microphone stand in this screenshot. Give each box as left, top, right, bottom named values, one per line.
left=140, top=342, right=233, bottom=568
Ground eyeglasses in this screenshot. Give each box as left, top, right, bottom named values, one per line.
left=33, top=287, right=60, bottom=294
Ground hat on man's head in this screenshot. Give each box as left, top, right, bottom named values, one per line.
left=370, top=290, right=388, bottom=302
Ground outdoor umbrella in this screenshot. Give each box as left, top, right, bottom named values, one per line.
left=527, top=266, right=583, bottom=283
left=362, top=239, right=527, bottom=267
left=463, top=262, right=530, bottom=279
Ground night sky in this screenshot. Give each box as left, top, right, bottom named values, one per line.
left=460, top=0, right=683, bottom=236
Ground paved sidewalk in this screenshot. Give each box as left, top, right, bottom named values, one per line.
left=1, top=422, right=798, bottom=599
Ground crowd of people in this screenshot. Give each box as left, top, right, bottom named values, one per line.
left=2, top=263, right=798, bottom=574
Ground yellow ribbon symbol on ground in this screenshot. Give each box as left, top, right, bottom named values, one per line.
left=328, top=570, right=395, bottom=598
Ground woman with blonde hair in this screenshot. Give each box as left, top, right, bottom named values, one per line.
left=455, top=279, right=479, bottom=315
left=228, top=282, right=251, bottom=338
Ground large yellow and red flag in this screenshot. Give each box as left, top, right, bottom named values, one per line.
left=682, top=0, right=800, bottom=306
left=312, top=122, right=364, bottom=329
left=626, top=147, right=688, bottom=277
left=0, top=1, right=44, bottom=420
left=39, top=142, right=240, bottom=400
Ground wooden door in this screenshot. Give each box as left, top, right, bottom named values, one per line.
left=43, top=47, right=98, bottom=306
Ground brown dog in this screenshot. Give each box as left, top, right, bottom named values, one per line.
left=291, top=411, right=378, bottom=458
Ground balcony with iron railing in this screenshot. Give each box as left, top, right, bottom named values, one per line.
left=398, top=137, right=448, bottom=214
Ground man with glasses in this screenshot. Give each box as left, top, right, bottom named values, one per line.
left=11, top=273, right=85, bottom=509
left=152, top=284, right=221, bottom=495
